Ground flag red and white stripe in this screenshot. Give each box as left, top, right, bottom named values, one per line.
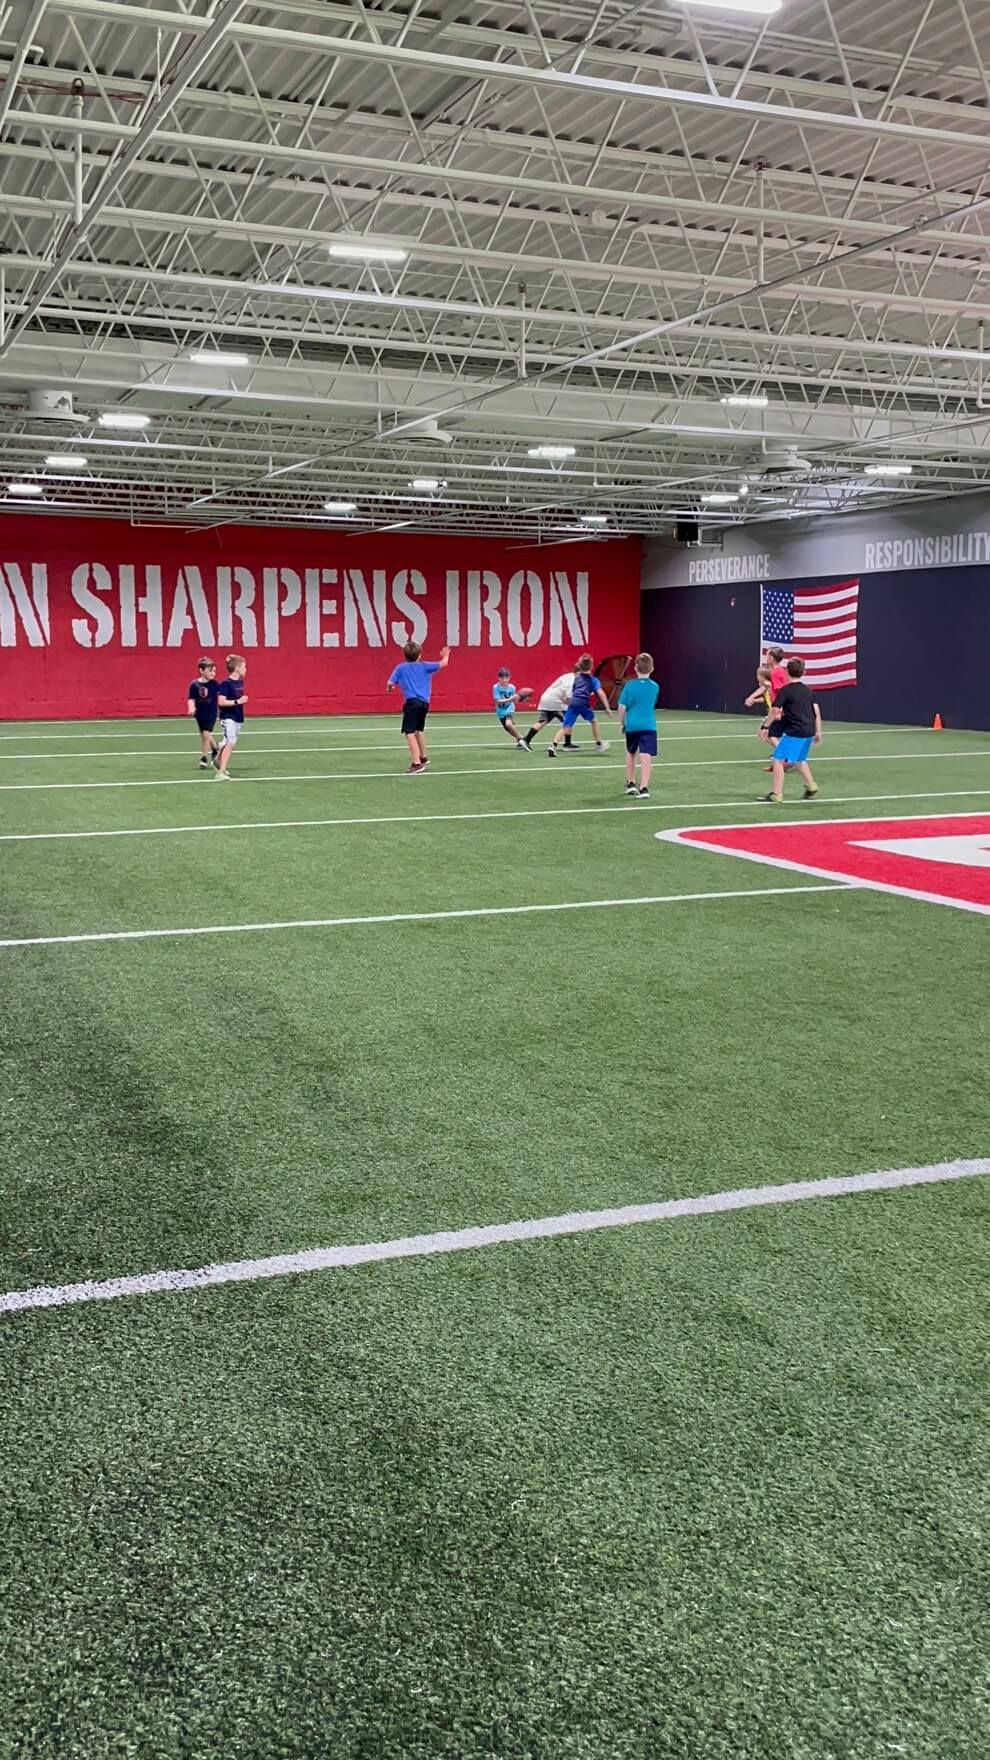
left=760, top=580, right=859, bottom=691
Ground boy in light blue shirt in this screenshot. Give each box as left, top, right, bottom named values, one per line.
left=492, top=668, right=530, bottom=750
left=618, top=652, right=659, bottom=799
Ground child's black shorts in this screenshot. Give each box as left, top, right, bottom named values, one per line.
left=401, top=697, right=429, bottom=735
left=195, top=714, right=217, bottom=733
left=536, top=709, right=563, bottom=725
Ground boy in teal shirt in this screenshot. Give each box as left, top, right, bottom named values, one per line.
left=618, top=652, right=659, bottom=799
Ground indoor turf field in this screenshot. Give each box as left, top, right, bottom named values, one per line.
left=2, top=709, right=989, bottom=1760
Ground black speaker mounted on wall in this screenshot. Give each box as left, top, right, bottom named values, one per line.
left=675, top=518, right=699, bottom=546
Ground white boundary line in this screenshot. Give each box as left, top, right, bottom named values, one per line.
left=0, top=715, right=791, bottom=739
left=0, top=881, right=850, bottom=951
left=0, top=729, right=957, bottom=759
left=0, top=716, right=751, bottom=742
left=0, top=759, right=610, bottom=793
left=658, top=813, right=990, bottom=918
left=1, top=748, right=986, bottom=794
left=4, top=788, right=990, bottom=847
left=3, top=1159, right=987, bottom=1316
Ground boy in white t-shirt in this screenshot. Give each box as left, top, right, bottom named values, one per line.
left=521, top=670, right=578, bottom=749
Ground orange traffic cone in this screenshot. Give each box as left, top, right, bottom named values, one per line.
left=932, top=713, right=943, bottom=730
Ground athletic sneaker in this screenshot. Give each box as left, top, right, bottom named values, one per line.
left=516, top=739, right=530, bottom=752
left=759, top=791, right=782, bottom=803
left=637, top=787, right=650, bottom=799
left=406, top=761, right=426, bottom=775
left=624, top=782, right=637, bottom=796
left=803, top=785, right=819, bottom=800
left=198, top=756, right=210, bottom=770
left=214, top=769, right=231, bottom=782
left=562, top=741, right=577, bottom=751
left=595, top=740, right=610, bottom=754
left=547, top=744, right=556, bottom=758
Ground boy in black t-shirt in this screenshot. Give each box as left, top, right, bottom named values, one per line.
left=760, top=656, right=821, bottom=803
left=187, top=657, right=221, bottom=769
left=215, top=654, right=248, bottom=782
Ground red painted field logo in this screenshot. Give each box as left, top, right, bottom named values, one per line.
left=658, top=815, right=990, bottom=915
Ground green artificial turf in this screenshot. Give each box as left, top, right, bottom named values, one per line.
left=1, top=710, right=989, bottom=1759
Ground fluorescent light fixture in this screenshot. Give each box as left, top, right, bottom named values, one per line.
left=324, top=500, right=357, bottom=515
left=189, top=349, right=250, bottom=367
left=674, top=0, right=781, bottom=14
left=580, top=513, right=608, bottom=526
left=98, top=411, right=150, bottom=430
left=720, top=393, right=770, bottom=408
left=864, top=462, right=912, bottom=477
left=7, top=482, right=43, bottom=496
left=410, top=477, right=443, bottom=492
left=528, top=444, right=576, bottom=460
left=702, top=491, right=741, bottom=505
left=45, top=454, right=88, bottom=468
left=328, top=240, right=408, bottom=265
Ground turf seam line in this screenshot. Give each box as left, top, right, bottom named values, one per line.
left=0, top=882, right=851, bottom=950
left=3, top=791, right=989, bottom=845
left=3, top=1160, right=988, bottom=1317
left=0, top=750, right=985, bottom=794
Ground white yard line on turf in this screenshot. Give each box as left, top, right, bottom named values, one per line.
left=0, top=737, right=767, bottom=760
left=0, top=717, right=763, bottom=741
left=3, top=1158, right=987, bottom=1317
left=0, top=749, right=985, bottom=794
left=3, top=789, right=990, bottom=846
left=0, top=730, right=956, bottom=758
left=0, top=882, right=850, bottom=951
left=0, top=739, right=576, bottom=761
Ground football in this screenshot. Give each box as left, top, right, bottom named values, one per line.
left=517, top=687, right=534, bottom=702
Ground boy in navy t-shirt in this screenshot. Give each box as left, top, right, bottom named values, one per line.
left=618, top=652, right=660, bottom=799
left=386, top=639, right=451, bottom=773
left=547, top=654, right=611, bottom=757
left=186, top=657, right=221, bottom=769
left=214, top=654, right=248, bottom=782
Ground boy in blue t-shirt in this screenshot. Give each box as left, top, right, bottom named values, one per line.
left=492, top=669, right=530, bottom=751
left=386, top=638, right=451, bottom=773
left=618, top=652, right=659, bottom=799
left=547, top=654, right=611, bottom=756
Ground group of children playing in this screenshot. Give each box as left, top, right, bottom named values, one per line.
left=385, top=643, right=660, bottom=795
left=189, top=639, right=818, bottom=805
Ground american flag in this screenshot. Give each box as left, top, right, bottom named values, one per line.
left=760, top=580, right=859, bottom=691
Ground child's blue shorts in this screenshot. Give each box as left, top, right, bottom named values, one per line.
left=562, top=704, right=596, bottom=728
left=774, top=734, right=813, bottom=763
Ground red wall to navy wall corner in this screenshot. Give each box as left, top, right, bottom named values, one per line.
left=0, top=515, right=642, bottom=719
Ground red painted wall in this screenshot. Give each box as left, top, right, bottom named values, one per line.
left=0, top=516, right=641, bottom=719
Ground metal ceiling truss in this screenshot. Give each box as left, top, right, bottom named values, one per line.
left=2, top=0, right=990, bottom=535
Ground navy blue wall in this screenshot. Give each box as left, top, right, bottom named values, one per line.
left=641, top=564, right=990, bottom=731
